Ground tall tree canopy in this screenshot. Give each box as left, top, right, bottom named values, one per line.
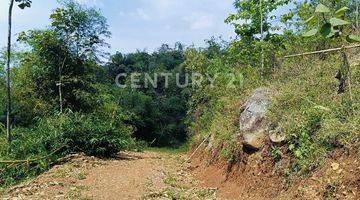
left=50, top=0, right=111, bottom=61
left=13, top=0, right=111, bottom=122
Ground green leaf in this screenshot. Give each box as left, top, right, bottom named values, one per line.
left=302, top=29, right=318, bottom=37
left=320, top=23, right=333, bottom=38
left=294, top=150, right=303, bottom=159
left=346, top=35, right=360, bottom=43
left=329, top=18, right=350, bottom=26
left=16, top=0, right=32, bottom=9
left=288, top=144, right=295, bottom=151
left=18, top=3, right=26, bottom=9
left=315, top=4, right=330, bottom=13
left=335, top=7, right=349, bottom=18
left=305, top=16, right=316, bottom=24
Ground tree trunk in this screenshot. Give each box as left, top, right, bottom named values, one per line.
left=6, top=0, right=15, bottom=144
left=356, top=0, right=359, bottom=30
left=260, top=0, right=264, bottom=78
left=58, top=57, right=66, bottom=113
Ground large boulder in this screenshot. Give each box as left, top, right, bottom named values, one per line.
left=239, top=88, right=272, bottom=150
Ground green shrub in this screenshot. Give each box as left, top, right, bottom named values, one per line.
left=61, top=109, right=135, bottom=157
left=0, top=105, right=136, bottom=188
left=0, top=120, right=64, bottom=187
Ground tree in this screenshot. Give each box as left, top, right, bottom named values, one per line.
left=50, top=0, right=111, bottom=61
left=225, top=0, right=290, bottom=71
left=6, top=0, right=32, bottom=143
left=16, top=0, right=111, bottom=114
left=226, top=0, right=290, bottom=40
left=50, top=0, right=110, bottom=112
left=104, top=44, right=189, bottom=146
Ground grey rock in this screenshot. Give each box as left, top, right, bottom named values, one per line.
left=239, top=88, right=272, bottom=150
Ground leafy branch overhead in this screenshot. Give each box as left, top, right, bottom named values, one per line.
left=303, top=3, right=360, bottom=43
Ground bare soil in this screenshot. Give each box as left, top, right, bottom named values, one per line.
left=191, top=147, right=359, bottom=200
left=1, top=151, right=216, bottom=200
left=1, top=149, right=359, bottom=200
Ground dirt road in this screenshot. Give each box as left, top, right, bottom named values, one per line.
left=3, top=149, right=359, bottom=200
left=2, top=151, right=217, bottom=200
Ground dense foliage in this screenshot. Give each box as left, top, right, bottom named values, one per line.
left=104, top=43, right=188, bottom=146
left=1, top=0, right=359, bottom=190
left=0, top=1, right=135, bottom=187
left=0, top=0, right=189, bottom=187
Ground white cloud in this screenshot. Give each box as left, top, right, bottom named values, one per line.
left=183, top=13, right=215, bottom=30
left=74, top=0, right=103, bottom=7
left=138, top=0, right=183, bottom=20
left=146, top=0, right=178, bottom=11
left=135, top=8, right=150, bottom=21
left=118, top=11, right=126, bottom=17
left=128, top=8, right=151, bottom=21
left=165, top=25, right=171, bottom=30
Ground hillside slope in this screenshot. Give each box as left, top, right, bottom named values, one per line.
left=185, top=47, right=360, bottom=199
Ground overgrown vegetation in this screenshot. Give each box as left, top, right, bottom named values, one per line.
left=0, top=0, right=188, bottom=188
left=1, top=0, right=359, bottom=191
left=185, top=0, right=359, bottom=174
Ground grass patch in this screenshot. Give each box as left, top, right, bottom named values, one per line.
left=147, top=142, right=190, bottom=155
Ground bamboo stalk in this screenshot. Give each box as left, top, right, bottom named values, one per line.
left=341, top=50, right=356, bottom=115
left=284, top=44, right=360, bottom=58
left=58, top=57, right=66, bottom=113
left=185, top=134, right=211, bottom=163
left=0, top=146, right=65, bottom=165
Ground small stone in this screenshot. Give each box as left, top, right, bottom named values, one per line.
left=269, top=132, right=286, bottom=144
left=49, top=181, right=58, bottom=186
left=331, top=163, right=340, bottom=171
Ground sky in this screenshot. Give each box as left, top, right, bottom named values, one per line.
left=0, top=0, right=237, bottom=54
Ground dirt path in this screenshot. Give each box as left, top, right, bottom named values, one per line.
left=2, top=151, right=217, bottom=200
left=3, top=149, right=358, bottom=200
